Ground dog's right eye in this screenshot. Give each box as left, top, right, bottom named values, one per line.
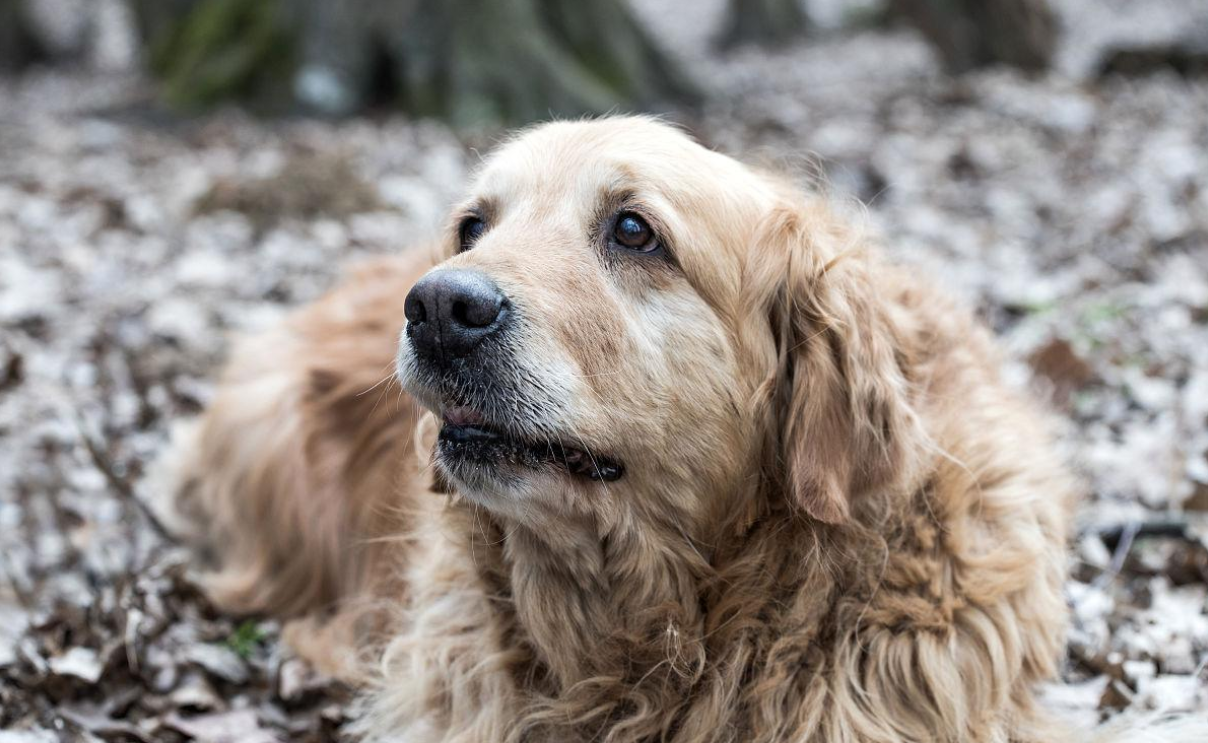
left=610, top=212, right=661, bottom=255
left=458, top=217, right=487, bottom=252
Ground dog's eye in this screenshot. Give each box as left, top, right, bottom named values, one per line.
left=611, top=212, right=659, bottom=253
left=458, top=217, right=487, bottom=252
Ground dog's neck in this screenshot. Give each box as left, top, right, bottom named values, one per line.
left=454, top=480, right=873, bottom=703
left=496, top=511, right=713, bottom=689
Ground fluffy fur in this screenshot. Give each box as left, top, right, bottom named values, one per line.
left=164, top=117, right=1202, bottom=742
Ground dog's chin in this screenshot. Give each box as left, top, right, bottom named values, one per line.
left=434, top=406, right=624, bottom=489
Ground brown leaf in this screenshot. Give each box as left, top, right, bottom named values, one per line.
left=1029, top=337, right=1095, bottom=406
left=1185, top=480, right=1208, bottom=513
left=1099, top=678, right=1133, bottom=711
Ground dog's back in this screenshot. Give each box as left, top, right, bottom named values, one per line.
left=154, top=251, right=434, bottom=673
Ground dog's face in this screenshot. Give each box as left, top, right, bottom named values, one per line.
left=397, top=118, right=917, bottom=531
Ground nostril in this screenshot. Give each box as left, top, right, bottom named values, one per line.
left=404, top=291, right=427, bottom=324
left=454, top=295, right=503, bottom=328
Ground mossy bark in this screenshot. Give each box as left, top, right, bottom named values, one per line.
left=130, top=0, right=295, bottom=111
left=129, top=0, right=698, bottom=127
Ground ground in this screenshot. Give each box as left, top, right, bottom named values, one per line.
left=1, top=0, right=1207, bottom=739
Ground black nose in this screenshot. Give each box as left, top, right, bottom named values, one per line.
left=405, top=270, right=507, bottom=362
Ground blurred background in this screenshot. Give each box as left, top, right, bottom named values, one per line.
left=1, top=0, right=1207, bottom=739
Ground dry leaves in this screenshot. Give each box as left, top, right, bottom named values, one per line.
left=3, top=0, right=1208, bottom=735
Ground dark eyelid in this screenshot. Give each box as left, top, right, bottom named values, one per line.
left=459, top=198, right=498, bottom=226
left=606, top=201, right=673, bottom=261
left=457, top=217, right=482, bottom=250
left=453, top=201, right=493, bottom=252
left=457, top=203, right=486, bottom=226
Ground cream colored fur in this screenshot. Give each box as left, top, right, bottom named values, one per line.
left=163, top=117, right=1206, bottom=742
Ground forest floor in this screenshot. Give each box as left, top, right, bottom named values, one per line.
left=2, top=0, right=1207, bottom=739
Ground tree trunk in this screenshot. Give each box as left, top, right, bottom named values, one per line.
left=890, top=0, right=1057, bottom=72
left=0, top=0, right=45, bottom=72
left=718, top=0, right=811, bottom=50
left=128, top=0, right=698, bottom=127
left=128, top=0, right=296, bottom=111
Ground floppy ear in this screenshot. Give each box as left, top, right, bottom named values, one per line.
left=751, top=197, right=922, bottom=524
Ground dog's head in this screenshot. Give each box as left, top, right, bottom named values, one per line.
left=397, top=117, right=921, bottom=532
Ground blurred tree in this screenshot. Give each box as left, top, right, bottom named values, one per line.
left=0, top=0, right=45, bottom=71
left=718, top=0, right=811, bottom=50
left=715, top=0, right=1053, bottom=72
left=127, top=0, right=698, bottom=127
left=129, top=0, right=296, bottom=110
left=889, top=0, right=1057, bottom=72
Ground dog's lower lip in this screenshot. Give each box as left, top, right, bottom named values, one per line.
left=439, top=423, right=500, bottom=444
left=435, top=417, right=624, bottom=482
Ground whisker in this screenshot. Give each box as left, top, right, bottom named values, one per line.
left=356, top=362, right=400, bottom=397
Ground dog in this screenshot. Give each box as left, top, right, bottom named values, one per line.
left=163, top=117, right=1204, bottom=742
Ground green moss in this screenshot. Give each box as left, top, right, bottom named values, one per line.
left=1080, top=301, right=1128, bottom=325
left=151, top=0, right=295, bottom=110
left=1022, top=298, right=1058, bottom=316
left=137, top=0, right=696, bottom=126
left=224, top=620, right=267, bottom=659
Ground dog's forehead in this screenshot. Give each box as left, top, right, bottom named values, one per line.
left=472, top=118, right=751, bottom=208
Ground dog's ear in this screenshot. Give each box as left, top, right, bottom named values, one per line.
left=750, top=197, right=922, bottom=524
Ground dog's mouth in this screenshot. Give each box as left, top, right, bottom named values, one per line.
left=437, top=406, right=624, bottom=482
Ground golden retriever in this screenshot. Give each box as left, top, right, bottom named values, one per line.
left=163, top=117, right=1204, bottom=742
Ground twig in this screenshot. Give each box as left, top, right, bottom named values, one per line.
left=1083, top=517, right=1196, bottom=551
left=1093, top=520, right=1141, bottom=589
left=75, top=416, right=174, bottom=544
left=0, top=552, right=35, bottom=609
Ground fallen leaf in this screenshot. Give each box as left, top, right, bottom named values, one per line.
left=1029, top=337, right=1095, bottom=406
left=48, top=647, right=103, bottom=685
left=184, top=644, right=250, bottom=685
left=163, top=709, right=280, bottom=743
